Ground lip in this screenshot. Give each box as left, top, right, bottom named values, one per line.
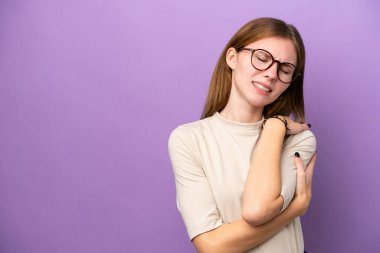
left=252, top=81, right=272, bottom=93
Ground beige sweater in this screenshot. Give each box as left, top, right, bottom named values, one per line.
left=168, top=112, right=316, bottom=253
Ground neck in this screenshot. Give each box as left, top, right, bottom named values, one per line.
left=220, top=101, right=263, bottom=123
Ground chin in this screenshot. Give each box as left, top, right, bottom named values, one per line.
left=247, top=101, right=267, bottom=109
left=247, top=96, right=274, bottom=108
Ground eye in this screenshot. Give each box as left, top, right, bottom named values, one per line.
left=280, top=64, right=295, bottom=75
left=258, top=57, right=269, bottom=62
left=255, top=53, right=270, bottom=62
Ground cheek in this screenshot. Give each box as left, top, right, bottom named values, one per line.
left=232, top=67, right=247, bottom=86
left=235, top=64, right=260, bottom=82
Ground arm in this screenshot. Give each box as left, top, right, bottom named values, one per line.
left=168, top=125, right=316, bottom=253
left=242, top=118, right=286, bottom=226
left=242, top=117, right=311, bottom=226
left=193, top=153, right=317, bottom=253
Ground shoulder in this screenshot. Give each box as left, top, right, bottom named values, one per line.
left=168, top=118, right=210, bottom=145
left=168, top=119, right=209, bottom=168
left=284, top=130, right=317, bottom=151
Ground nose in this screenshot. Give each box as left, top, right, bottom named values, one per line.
left=263, top=62, right=279, bottom=81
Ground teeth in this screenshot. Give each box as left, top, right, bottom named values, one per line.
left=253, top=82, right=271, bottom=92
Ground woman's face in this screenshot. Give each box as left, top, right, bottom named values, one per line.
left=226, top=37, right=297, bottom=110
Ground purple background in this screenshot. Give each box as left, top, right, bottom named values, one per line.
left=1, top=0, right=379, bottom=252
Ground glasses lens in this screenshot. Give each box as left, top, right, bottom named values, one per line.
left=251, top=49, right=298, bottom=83
left=278, top=63, right=296, bottom=83
left=251, top=50, right=272, bottom=70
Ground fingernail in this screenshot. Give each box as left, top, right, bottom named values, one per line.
left=307, top=124, right=312, bottom=128
left=295, top=152, right=300, bottom=157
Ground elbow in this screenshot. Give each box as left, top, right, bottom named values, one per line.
left=202, top=241, right=221, bottom=253
left=193, top=234, right=223, bottom=253
left=242, top=205, right=270, bottom=226
left=242, top=197, right=283, bottom=226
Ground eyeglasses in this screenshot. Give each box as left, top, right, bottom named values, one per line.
left=237, top=48, right=301, bottom=84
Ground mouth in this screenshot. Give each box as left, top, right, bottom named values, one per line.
left=252, top=81, right=272, bottom=93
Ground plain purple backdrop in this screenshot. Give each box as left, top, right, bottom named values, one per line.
left=1, top=0, right=380, bottom=252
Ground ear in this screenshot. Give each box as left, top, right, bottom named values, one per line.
left=226, top=47, right=237, bottom=70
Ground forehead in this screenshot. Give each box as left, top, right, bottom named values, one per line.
left=246, top=37, right=297, bottom=64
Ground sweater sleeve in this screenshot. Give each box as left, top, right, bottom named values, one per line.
left=168, top=126, right=223, bottom=240
left=280, top=130, right=317, bottom=212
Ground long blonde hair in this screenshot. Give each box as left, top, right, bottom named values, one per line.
left=201, top=17, right=306, bottom=123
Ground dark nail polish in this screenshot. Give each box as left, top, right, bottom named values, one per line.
left=307, top=124, right=312, bottom=128
left=295, top=152, right=300, bottom=157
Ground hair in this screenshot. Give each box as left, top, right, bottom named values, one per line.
left=200, top=17, right=306, bottom=123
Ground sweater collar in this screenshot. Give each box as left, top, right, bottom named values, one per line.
left=212, top=112, right=263, bottom=135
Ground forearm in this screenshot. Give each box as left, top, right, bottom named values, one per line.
left=193, top=200, right=301, bottom=253
left=242, top=118, right=286, bottom=224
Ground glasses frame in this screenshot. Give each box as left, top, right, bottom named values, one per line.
left=237, top=48, right=301, bottom=84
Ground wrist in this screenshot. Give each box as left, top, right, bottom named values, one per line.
left=262, top=118, right=287, bottom=136
left=288, top=195, right=310, bottom=217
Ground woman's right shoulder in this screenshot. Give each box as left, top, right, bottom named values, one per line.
left=168, top=117, right=211, bottom=145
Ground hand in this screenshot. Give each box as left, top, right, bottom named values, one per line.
left=263, top=116, right=310, bottom=135
left=283, top=116, right=310, bottom=135
left=291, top=153, right=317, bottom=216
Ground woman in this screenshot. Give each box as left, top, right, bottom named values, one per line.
left=168, top=17, right=317, bottom=253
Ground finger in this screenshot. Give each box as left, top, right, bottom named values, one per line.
left=305, top=153, right=317, bottom=187
left=288, top=123, right=309, bottom=135
left=294, top=152, right=305, bottom=173
left=288, top=124, right=303, bottom=135
left=294, top=152, right=306, bottom=192
left=301, top=123, right=311, bottom=131
left=296, top=124, right=305, bottom=133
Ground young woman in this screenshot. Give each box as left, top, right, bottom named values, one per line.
left=168, top=17, right=317, bottom=253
